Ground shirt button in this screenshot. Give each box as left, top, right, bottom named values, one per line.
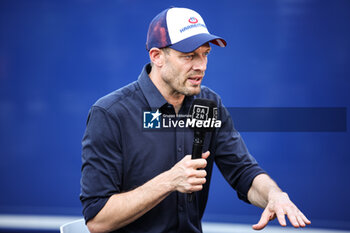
left=177, top=146, right=182, bottom=152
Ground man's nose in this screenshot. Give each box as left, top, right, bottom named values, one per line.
left=192, top=56, right=207, bottom=71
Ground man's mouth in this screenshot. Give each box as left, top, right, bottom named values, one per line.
left=187, top=76, right=203, bottom=85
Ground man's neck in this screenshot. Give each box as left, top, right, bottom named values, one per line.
left=166, top=94, right=184, bottom=115
left=149, top=67, right=184, bottom=115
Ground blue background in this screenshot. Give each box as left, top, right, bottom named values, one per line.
left=0, top=0, right=349, bottom=230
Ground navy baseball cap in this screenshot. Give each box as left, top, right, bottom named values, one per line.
left=146, top=7, right=227, bottom=53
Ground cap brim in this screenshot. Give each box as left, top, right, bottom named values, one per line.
left=169, top=33, right=227, bottom=53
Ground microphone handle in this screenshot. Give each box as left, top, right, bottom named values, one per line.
left=191, top=140, right=203, bottom=159
left=188, top=132, right=205, bottom=202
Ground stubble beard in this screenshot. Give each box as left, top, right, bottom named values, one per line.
left=161, top=58, right=204, bottom=97
left=162, top=69, right=203, bottom=97
left=162, top=73, right=201, bottom=97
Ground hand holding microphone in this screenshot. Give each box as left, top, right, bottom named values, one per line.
left=168, top=151, right=210, bottom=194
left=167, top=99, right=218, bottom=199
left=188, top=98, right=218, bottom=201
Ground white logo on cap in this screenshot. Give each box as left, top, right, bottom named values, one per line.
left=166, top=8, right=209, bottom=44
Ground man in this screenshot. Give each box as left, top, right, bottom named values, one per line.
left=80, top=7, right=311, bottom=233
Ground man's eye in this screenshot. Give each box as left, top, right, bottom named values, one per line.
left=185, top=55, right=193, bottom=59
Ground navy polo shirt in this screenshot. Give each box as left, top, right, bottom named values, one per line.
left=80, top=64, right=265, bottom=233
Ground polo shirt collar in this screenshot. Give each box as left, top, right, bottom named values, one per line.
left=138, top=64, right=168, bottom=111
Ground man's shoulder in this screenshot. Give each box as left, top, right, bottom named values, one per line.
left=93, top=81, right=141, bottom=111
left=199, top=85, right=222, bottom=101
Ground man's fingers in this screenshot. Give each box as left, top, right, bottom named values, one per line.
left=277, top=206, right=311, bottom=228
left=188, top=177, right=206, bottom=185
left=191, top=185, right=203, bottom=192
left=195, top=169, right=207, bottom=178
left=275, top=209, right=287, bottom=227
left=182, top=155, right=192, bottom=161
left=192, top=158, right=208, bottom=169
left=251, top=190, right=311, bottom=230
left=252, top=209, right=271, bottom=230
left=297, top=215, right=306, bottom=227
left=253, top=207, right=311, bottom=230
left=286, top=211, right=299, bottom=227
left=183, top=151, right=209, bottom=169
left=284, top=205, right=311, bottom=228
left=300, top=211, right=311, bottom=225
left=295, top=210, right=311, bottom=227
left=201, top=151, right=210, bottom=159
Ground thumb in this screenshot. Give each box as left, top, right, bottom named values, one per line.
left=201, top=151, right=210, bottom=159
left=252, top=208, right=271, bottom=230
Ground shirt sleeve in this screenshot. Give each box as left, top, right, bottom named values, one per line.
left=80, top=106, right=123, bottom=222
left=214, top=100, right=266, bottom=203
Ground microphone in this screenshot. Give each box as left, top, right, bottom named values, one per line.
left=188, top=98, right=217, bottom=202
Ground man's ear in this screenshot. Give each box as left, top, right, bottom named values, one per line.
left=149, top=48, right=166, bottom=67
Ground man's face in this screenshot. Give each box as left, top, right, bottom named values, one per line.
left=160, top=44, right=211, bottom=96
